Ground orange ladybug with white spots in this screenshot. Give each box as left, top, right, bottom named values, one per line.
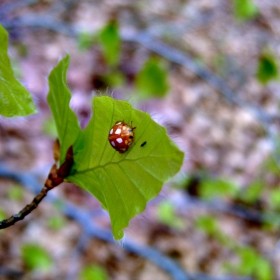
left=108, top=121, right=136, bottom=153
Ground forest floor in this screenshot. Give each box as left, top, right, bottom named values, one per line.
left=1, top=0, right=280, bottom=279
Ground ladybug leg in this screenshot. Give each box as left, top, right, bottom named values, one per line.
left=130, top=121, right=136, bottom=131
left=129, top=121, right=136, bottom=144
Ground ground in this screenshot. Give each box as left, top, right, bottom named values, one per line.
left=0, top=0, right=280, bottom=279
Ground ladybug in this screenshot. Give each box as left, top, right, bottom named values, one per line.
left=108, top=121, right=136, bottom=153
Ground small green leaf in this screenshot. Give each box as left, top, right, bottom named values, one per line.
left=237, top=247, right=258, bottom=275
left=239, top=180, right=263, bottom=204
left=79, top=265, right=108, bottom=280
left=0, top=208, right=6, bottom=221
left=256, top=51, right=279, bottom=84
left=21, top=243, right=53, bottom=271
left=195, top=215, right=218, bottom=235
left=269, top=189, right=280, bottom=210
left=102, top=71, right=125, bottom=87
left=47, top=54, right=82, bottom=164
left=233, top=0, right=258, bottom=22
left=263, top=155, right=280, bottom=175
left=231, top=247, right=274, bottom=279
left=135, top=57, right=169, bottom=99
left=7, top=185, right=24, bottom=201
left=67, top=96, right=184, bottom=239
left=42, top=116, right=57, bottom=138
left=199, top=177, right=238, bottom=200
left=47, top=216, right=66, bottom=230
left=156, top=201, right=185, bottom=230
left=99, top=21, right=120, bottom=66
left=78, top=31, right=96, bottom=50
left=0, top=24, right=37, bottom=117
left=255, top=257, right=274, bottom=280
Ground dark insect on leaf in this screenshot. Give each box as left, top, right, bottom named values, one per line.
left=141, top=141, right=147, bottom=147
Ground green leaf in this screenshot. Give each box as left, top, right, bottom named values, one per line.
left=156, top=201, right=185, bottom=230
left=237, top=247, right=258, bottom=275
left=0, top=24, right=37, bottom=117
left=135, top=57, right=169, bottom=99
left=102, top=71, right=125, bottom=87
left=47, top=216, right=66, bottom=230
left=0, top=208, right=6, bottom=221
left=233, top=0, right=258, bottom=22
left=232, top=247, right=274, bottom=279
left=256, top=51, right=279, bottom=84
left=269, top=189, right=280, bottom=210
left=78, top=31, right=96, bottom=51
left=199, top=177, right=238, bottom=200
left=99, top=21, right=120, bottom=66
left=67, top=96, right=184, bottom=239
left=195, top=215, right=218, bottom=235
left=255, top=257, right=274, bottom=280
left=42, top=116, right=57, bottom=138
left=47, top=54, right=82, bottom=164
left=240, top=180, right=263, bottom=204
left=263, top=155, right=280, bottom=175
left=21, top=243, right=53, bottom=271
left=79, top=265, right=108, bottom=280
left=7, top=185, right=24, bottom=201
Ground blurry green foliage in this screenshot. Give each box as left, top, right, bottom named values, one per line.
left=256, top=51, right=279, bottom=84
left=15, top=42, right=29, bottom=58
left=156, top=201, right=185, bottom=230
left=0, top=208, right=6, bottom=221
left=195, top=215, right=217, bottom=236
left=102, top=71, right=125, bottom=87
left=7, top=185, right=24, bottom=201
left=21, top=243, right=53, bottom=272
left=79, top=265, right=108, bottom=280
left=99, top=20, right=120, bottom=66
left=238, top=180, right=263, bottom=204
left=269, top=189, right=280, bottom=210
left=135, top=57, right=169, bottom=99
left=78, top=31, right=96, bottom=50
left=196, top=215, right=274, bottom=279
left=47, top=216, right=66, bottom=230
left=199, top=177, right=238, bottom=200
left=232, top=0, right=259, bottom=22
left=263, top=156, right=280, bottom=176
left=42, top=116, right=57, bottom=138
left=226, top=247, right=273, bottom=280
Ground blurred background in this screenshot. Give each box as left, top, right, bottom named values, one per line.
left=1, top=0, right=280, bottom=279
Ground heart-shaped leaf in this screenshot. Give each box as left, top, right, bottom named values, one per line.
left=46, top=56, right=184, bottom=239
left=67, top=96, right=184, bottom=239
left=0, top=24, right=37, bottom=117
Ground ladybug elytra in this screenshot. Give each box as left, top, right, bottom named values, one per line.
left=108, top=121, right=136, bottom=153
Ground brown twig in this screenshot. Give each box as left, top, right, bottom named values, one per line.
left=0, top=144, right=73, bottom=230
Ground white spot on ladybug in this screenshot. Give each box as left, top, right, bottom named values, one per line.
left=115, top=128, right=121, bottom=135
left=110, top=128, right=113, bottom=135
left=111, top=141, right=116, bottom=147
left=116, top=138, right=123, bottom=143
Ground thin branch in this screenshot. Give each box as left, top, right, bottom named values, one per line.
left=0, top=145, right=73, bottom=229
left=0, top=163, right=253, bottom=280
left=0, top=184, right=49, bottom=229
